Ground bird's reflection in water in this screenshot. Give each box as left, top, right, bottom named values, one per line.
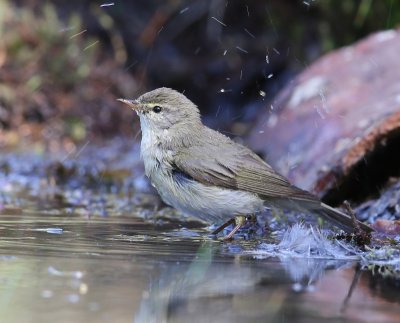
left=135, top=240, right=358, bottom=323
left=135, top=232, right=400, bottom=322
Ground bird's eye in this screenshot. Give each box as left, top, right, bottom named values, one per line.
left=152, top=105, right=162, bottom=113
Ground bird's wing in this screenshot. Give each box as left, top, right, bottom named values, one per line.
left=173, top=139, right=316, bottom=202
left=174, top=132, right=373, bottom=233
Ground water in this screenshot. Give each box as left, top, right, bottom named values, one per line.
left=0, top=209, right=399, bottom=323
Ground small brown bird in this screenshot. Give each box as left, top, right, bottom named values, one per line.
left=118, top=88, right=372, bottom=238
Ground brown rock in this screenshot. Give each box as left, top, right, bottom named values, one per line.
left=248, top=29, right=400, bottom=206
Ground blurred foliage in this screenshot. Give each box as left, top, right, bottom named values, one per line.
left=317, top=0, right=400, bottom=51
left=0, top=0, right=138, bottom=151
left=0, top=4, right=94, bottom=88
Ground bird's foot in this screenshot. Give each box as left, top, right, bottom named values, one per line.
left=211, top=215, right=257, bottom=240
left=224, top=215, right=247, bottom=241
left=223, top=215, right=247, bottom=241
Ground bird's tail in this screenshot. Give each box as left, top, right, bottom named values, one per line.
left=267, top=196, right=373, bottom=233
left=316, top=202, right=372, bottom=233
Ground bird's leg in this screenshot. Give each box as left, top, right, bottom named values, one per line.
left=211, top=218, right=236, bottom=235
left=212, top=215, right=256, bottom=239
left=223, top=215, right=247, bottom=240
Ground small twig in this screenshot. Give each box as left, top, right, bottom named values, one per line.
left=343, top=200, right=361, bottom=232
left=342, top=200, right=372, bottom=247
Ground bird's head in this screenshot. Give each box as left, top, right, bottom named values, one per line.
left=118, top=88, right=201, bottom=132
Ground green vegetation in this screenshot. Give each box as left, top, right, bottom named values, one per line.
left=0, top=0, right=136, bottom=149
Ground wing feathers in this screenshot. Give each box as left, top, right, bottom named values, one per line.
left=172, top=131, right=371, bottom=233
left=174, top=142, right=316, bottom=202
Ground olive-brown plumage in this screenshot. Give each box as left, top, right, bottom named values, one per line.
left=118, top=88, right=372, bottom=233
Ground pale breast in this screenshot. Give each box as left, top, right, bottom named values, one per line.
left=149, top=167, right=264, bottom=224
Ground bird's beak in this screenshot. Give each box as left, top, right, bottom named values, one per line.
left=117, top=98, right=140, bottom=111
